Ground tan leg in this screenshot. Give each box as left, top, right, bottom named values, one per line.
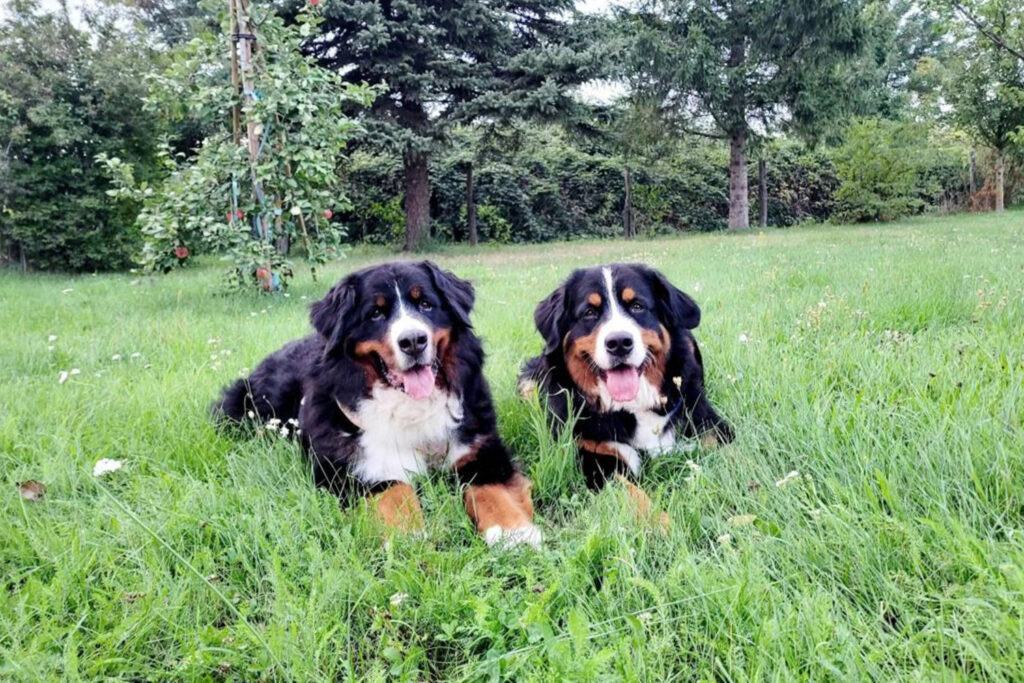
left=367, top=482, right=424, bottom=533
left=464, top=474, right=541, bottom=549
left=614, top=475, right=670, bottom=532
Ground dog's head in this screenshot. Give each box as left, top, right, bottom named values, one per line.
left=534, top=264, right=700, bottom=404
left=311, top=261, right=475, bottom=399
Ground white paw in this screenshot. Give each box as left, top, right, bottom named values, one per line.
left=483, top=524, right=543, bottom=550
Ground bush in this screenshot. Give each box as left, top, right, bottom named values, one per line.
left=831, top=118, right=968, bottom=223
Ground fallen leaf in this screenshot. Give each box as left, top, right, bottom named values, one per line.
left=18, top=480, right=46, bottom=501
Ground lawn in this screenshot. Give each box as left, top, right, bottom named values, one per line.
left=2, top=212, right=1023, bottom=681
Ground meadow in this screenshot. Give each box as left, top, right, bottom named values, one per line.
left=2, top=212, right=1023, bottom=681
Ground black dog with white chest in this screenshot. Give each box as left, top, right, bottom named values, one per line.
left=215, top=261, right=539, bottom=548
left=520, top=264, right=733, bottom=499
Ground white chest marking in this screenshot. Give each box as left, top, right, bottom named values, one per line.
left=352, top=384, right=464, bottom=484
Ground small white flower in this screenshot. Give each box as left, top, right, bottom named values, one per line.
left=249, top=312, right=258, bottom=317
left=775, top=470, right=800, bottom=487
left=716, top=533, right=732, bottom=547
left=207, top=338, right=220, bottom=345
left=279, top=426, right=290, bottom=437
left=267, top=418, right=281, bottom=428
left=300, top=296, right=308, bottom=300
left=130, top=352, right=141, bottom=359
left=389, top=592, right=409, bottom=606
left=111, top=354, right=122, bottom=361
left=693, top=282, right=702, bottom=292
left=290, top=205, right=302, bottom=216
left=47, top=334, right=57, bottom=342
left=287, top=418, right=299, bottom=426
left=69, top=368, right=81, bottom=376
left=247, top=411, right=255, bottom=419
left=62, top=288, right=74, bottom=294
left=58, top=371, right=69, bottom=384
left=738, top=333, right=750, bottom=344
left=93, top=458, right=123, bottom=477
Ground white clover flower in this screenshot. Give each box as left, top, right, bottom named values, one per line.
left=62, top=288, right=73, bottom=294
left=47, top=334, right=57, bottom=342
left=58, top=371, right=69, bottom=384
left=93, top=459, right=123, bottom=477
left=247, top=411, right=255, bottom=419
left=290, top=205, right=302, bottom=216
left=130, top=352, right=141, bottom=359
left=69, top=368, right=81, bottom=376
left=738, top=333, right=750, bottom=344
left=111, top=354, right=122, bottom=361
left=389, top=592, right=409, bottom=606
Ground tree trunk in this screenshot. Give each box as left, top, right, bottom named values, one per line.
left=403, top=149, right=430, bottom=251
left=728, top=130, right=749, bottom=230
left=995, top=149, right=1005, bottom=212
left=466, top=162, right=478, bottom=246
left=623, top=165, right=634, bottom=239
left=758, top=158, right=767, bottom=228
left=968, top=148, right=977, bottom=195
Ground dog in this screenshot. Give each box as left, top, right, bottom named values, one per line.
left=215, top=261, right=540, bottom=548
left=519, top=264, right=732, bottom=514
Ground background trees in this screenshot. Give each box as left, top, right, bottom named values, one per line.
left=301, top=0, right=598, bottom=251
left=0, top=0, right=1021, bottom=277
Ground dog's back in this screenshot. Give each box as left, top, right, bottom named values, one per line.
left=213, top=336, right=321, bottom=425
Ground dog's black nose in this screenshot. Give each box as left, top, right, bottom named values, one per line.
left=397, top=330, right=429, bottom=357
left=605, top=333, right=634, bottom=357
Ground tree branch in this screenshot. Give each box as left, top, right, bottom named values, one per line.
left=950, top=0, right=1024, bottom=63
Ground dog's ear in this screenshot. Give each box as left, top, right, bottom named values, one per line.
left=423, top=261, right=475, bottom=329
left=534, top=284, right=568, bottom=356
left=310, top=274, right=358, bottom=354
left=648, top=268, right=700, bottom=330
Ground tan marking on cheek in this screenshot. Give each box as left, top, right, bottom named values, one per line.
left=565, top=331, right=601, bottom=400
left=410, top=285, right=422, bottom=300
left=352, top=337, right=396, bottom=388
left=464, top=474, right=535, bottom=534
left=588, top=292, right=602, bottom=307
left=367, top=483, right=424, bottom=532
left=621, top=287, right=636, bottom=303
left=641, top=325, right=671, bottom=389
left=614, top=474, right=670, bottom=532
left=433, top=327, right=457, bottom=388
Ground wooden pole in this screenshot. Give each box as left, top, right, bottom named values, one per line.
left=228, top=0, right=240, bottom=145
left=758, top=158, right=767, bottom=228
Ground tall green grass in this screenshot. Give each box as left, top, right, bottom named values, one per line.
left=2, top=212, right=1023, bottom=680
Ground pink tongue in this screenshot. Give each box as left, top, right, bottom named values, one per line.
left=402, top=366, right=436, bottom=400
left=605, top=367, right=640, bottom=402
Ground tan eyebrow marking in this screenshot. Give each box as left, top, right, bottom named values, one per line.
left=588, top=292, right=602, bottom=307
left=621, top=287, right=636, bottom=303
left=375, top=295, right=387, bottom=308
left=409, top=285, right=423, bottom=300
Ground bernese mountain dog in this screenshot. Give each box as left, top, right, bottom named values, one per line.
left=215, top=261, right=540, bottom=549
left=520, top=264, right=733, bottom=516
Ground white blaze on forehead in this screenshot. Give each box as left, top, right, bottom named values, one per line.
left=593, top=267, right=646, bottom=370
left=388, top=281, right=433, bottom=369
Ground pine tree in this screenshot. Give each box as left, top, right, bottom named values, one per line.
left=303, top=0, right=595, bottom=250
left=628, top=0, right=866, bottom=229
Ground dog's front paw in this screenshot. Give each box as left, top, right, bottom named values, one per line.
left=483, top=523, right=543, bottom=550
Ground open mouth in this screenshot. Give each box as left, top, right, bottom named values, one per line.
left=600, top=363, right=641, bottom=402
left=378, top=356, right=440, bottom=400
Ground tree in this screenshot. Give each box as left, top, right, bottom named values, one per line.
left=937, top=0, right=1024, bottom=63
left=627, top=0, right=866, bottom=229
left=946, top=34, right=1024, bottom=210
left=301, top=0, right=597, bottom=251
left=101, top=1, right=375, bottom=288
left=0, top=0, right=160, bottom=271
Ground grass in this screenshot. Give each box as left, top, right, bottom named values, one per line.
left=2, top=211, right=1023, bottom=681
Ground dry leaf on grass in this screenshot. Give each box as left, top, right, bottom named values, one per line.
left=18, top=480, right=46, bottom=501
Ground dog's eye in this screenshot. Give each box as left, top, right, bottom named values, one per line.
left=583, top=306, right=599, bottom=319
left=370, top=307, right=385, bottom=321
left=418, top=299, right=433, bottom=312
left=629, top=302, right=645, bottom=313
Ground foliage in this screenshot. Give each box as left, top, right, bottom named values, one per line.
left=0, top=1, right=159, bottom=272
left=832, top=118, right=969, bottom=222
left=755, top=143, right=841, bottom=226
left=299, top=0, right=601, bottom=250
left=100, top=2, right=375, bottom=289
left=625, top=0, right=867, bottom=228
